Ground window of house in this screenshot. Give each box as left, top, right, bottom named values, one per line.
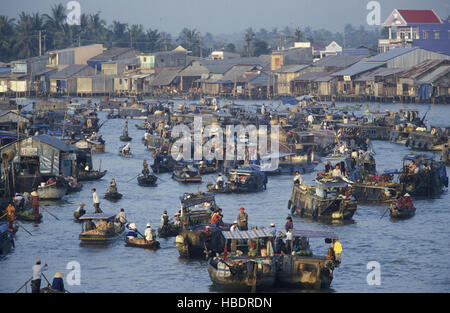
left=434, top=31, right=439, bottom=39
left=143, top=57, right=147, bottom=62
left=119, top=79, right=122, bottom=85
left=423, top=31, right=428, bottom=39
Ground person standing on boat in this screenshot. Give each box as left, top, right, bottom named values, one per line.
left=91, top=188, right=102, bottom=213
left=51, top=272, right=65, bottom=292
left=332, top=165, right=342, bottom=178
left=31, top=191, right=39, bottom=216
left=160, top=211, right=170, bottom=229
left=108, top=178, right=118, bottom=194
left=286, top=230, right=293, bottom=254
left=31, top=260, right=48, bottom=293
left=237, top=207, right=248, bottom=231
left=293, top=171, right=303, bottom=185
left=116, top=208, right=127, bottom=225
left=285, top=216, right=294, bottom=233
left=270, top=223, right=277, bottom=238
left=145, top=223, right=154, bottom=242
left=5, top=201, right=16, bottom=230
left=230, top=221, right=239, bottom=231
left=332, top=239, right=342, bottom=262
left=142, top=160, right=150, bottom=176
left=216, top=174, right=224, bottom=189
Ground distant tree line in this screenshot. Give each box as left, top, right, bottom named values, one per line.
left=0, top=3, right=383, bottom=62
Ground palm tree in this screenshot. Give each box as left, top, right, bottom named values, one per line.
left=244, top=28, right=255, bottom=57
left=44, top=3, right=66, bottom=31
left=146, top=28, right=161, bottom=52
left=14, top=12, right=38, bottom=59
left=294, top=28, right=302, bottom=42
left=88, top=12, right=107, bottom=42
left=111, top=20, right=128, bottom=47
left=178, top=28, right=201, bottom=56
left=0, top=16, right=16, bottom=61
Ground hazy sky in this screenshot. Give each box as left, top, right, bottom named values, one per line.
left=1, top=0, right=449, bottom=35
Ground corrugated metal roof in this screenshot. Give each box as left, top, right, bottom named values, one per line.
left=275, top=64, right=309, bottom=73
left=354, top=67, right=406, bottom=82
left=149, top=67, right=182, bottom=86
left=293, top=71, right=331, bottom=81
left=88, top=48, right=137, bottom=61
left=50, top=65, right=91, bottom=79
left=416, top=65, right=450, bottom=84
left=399, top=59, right=447, bottom=79
left=331, top=60, right=384, bottom=77
left=366, top=47, right=418, bottom=63
left=34, top=134, right=78, bottom=151
left=313, top=54, right=368, bottom=68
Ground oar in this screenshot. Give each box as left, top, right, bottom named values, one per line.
left=16, top=221, right=33, bottom=236
left=42, top=273, right=52, bottom=287
left=126, top=174, right=140, bottom=183
left=135, top=228, right=146, bottom=239
left=41, top=207, right=60, bottom=221
left=380, top=207, right=389, bottom=220
left=14, top=276, right=33, bottom=293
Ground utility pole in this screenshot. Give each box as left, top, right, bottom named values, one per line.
left=39, top=30, right=42, bottom=56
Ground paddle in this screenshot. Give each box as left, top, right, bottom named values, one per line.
left=16, top=221, right=33, bottom=236
left=126, top=174, right=140, bottom=183
left=135, top=228, right=146, bottom=239
left=14, top=276, right=33, bottom=293
left=380, top=207, right=390, bottom=220
left=250, top=261, right=257, bottom=293
left=41, top=207, right=60, bottom=221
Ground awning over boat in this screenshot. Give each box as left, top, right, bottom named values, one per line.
left=403, top=154, right=433, bottom=161
left=291, top=229, right=338, bottom=239
left=222, top=227, right=273, bottom=240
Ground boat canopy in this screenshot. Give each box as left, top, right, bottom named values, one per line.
left=79, top=214, right=115, bottom=221
left=260, top=152, right=295, bottom=160
left=291, top=229, right=338, bottom=239
left=222, top=227, right=273, bottom=240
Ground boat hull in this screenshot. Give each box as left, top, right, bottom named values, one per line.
left=77, top=170, right=107, bottom=181
left=37, top=185, right=67, bottom=200
left=125, top=238, right=160, bottom=250
left=137, top=175, right=158, bottom=186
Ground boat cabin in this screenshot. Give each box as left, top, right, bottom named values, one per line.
left=180, top=192, right=217, bottom=227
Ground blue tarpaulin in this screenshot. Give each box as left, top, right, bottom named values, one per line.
left=418, top=84, right=433, bottom=100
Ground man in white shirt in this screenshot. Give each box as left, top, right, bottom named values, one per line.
left=92, top=188, right=102, bottom=213
left=31, top=260, right=48, bottom=293
left=116, top=208, right=127, bottom=225
left=230, top=221, right=239, bottom=231
left=216, top=174, right=224, bottom=189
left=293, top=171, right=303, bottom=185
left=332, top=165, right=342, bottom=178
left=144, top=223, right=154, bottom=242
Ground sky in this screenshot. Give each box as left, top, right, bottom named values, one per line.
left=1, top=0, right=449, bottom=35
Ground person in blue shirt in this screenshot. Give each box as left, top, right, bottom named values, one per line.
left=126, top=223, right=138, bottom=239
left=51, top=272, right=64, bottom=292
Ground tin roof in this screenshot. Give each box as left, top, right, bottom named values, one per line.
left=34, top=134, right=78, bottom=152
left=331, top=60, right=383, bottom=77
left=366, top=47, right=418, bottom=63
left=222, top=227, right=273, bottom=239
left=313, top=54, right=368, bottom=68
left=417, top=65, right=450, bottom=84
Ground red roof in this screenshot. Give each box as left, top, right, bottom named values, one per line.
left=397, top=10, right=442, bottom=24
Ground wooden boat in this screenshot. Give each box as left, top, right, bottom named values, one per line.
left=388, top=202, right=416, bottom=219
left=0, top=223, right=15, bottom=255
left=206, top=182, right=233, bottom=194
left=104, top=191, right=123, bottom=201
left=207, top=228, right=277, bottom=291
left=16, top=211, right=43, bottom=222
left=78, top=214, right=125, bottom=244
left=442, top=144, right=450, bottom=166
left=276, top=229, right=340, bottom=289
left=226, top=166, right=268, bottom=193
left=91, top=143, right=106, bottom=154
left=119, top=150, right=133, bottom=158
left=174, top=192, right=228, bottom=257
left=77, top=170, right=107, bottom=181
left=67, top=182, right=83, bottom=193
left=151, top=152, right=176, bottom=173
left=37, top=182, right=67, bottom=200
left=120, top=135, right=132, bottom=142
left=350, top=178, right=401, bottom=203
left=172, top=169, right=202, bottom=183
left=399, top=154, right=448, bottom=197
left=137, top=174, right=158, bottom=186
left=125, top=237, right=160, bottom=250
left=288, top=177, right=357, bottom=220
left=40, top=286, right=66, bottom=293
left=158, top=223, right=182, bottom=238
left=259, top=152, right=318, bottom=176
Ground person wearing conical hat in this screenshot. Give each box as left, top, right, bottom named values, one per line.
left=145, top=223, right=154, bottom=243
left=51, top=272, right=65, bottom=292
left=30, top=191, right=39, bottom=216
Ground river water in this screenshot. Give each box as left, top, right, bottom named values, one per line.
left=1, top=100, right=449, bottom=293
